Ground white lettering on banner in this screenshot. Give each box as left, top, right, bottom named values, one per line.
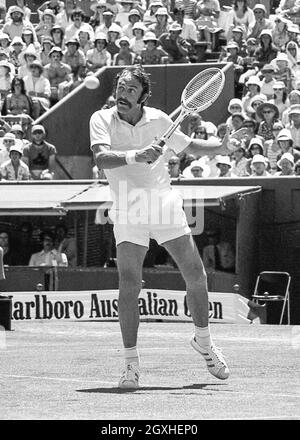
left=10, top=290, right=251, bottom=323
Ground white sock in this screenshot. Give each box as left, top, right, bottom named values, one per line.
left=124, top=346, right=139, bottom=367
left=195, top=326, right=213, bottom=348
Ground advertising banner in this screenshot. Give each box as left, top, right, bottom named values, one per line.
left=10, top=290, right=253, bottom=324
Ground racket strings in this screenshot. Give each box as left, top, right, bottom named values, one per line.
left=183, top=70, right=224, bottom=111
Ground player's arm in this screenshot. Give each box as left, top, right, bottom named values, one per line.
left=182, top=128, right=231, bottom=157
left=92, top=143, right=162, bottom=169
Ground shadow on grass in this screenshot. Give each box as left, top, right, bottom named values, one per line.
left=77, top=383, right=227, bottom=394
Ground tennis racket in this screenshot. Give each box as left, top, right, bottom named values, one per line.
left=152, top=66, right=226, bottom=153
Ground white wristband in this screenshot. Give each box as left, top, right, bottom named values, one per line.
left=125, top=150, right=137, bottom=165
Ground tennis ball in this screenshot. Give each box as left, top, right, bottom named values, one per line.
left=84, top=76, right=100, bottom=89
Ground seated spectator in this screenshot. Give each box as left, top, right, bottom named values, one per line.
left=115, top=0, right=136, bottom=28
left=0, top=59, right=14, bottom=101
left=276, top=127, right=300, bottom=163
left=0, top=142, right=30, bottom=180
left=247, top=4, right=273, bottom=41
left=63, top=37, right=86, bottom=83
left=226, top=98, right=243, bottom=129
left=178, top=151, right=196, bottom=174
left=23, top=60, right=51, bottom=119
left=269, top=80, right=290, bottom=119
left=0, top=33, right=12, bottom=57
left=285, top=104, right=300, bottom=149
left=195, top=0, right=221, bottom=53
left=246, top=94, right=267, bottom=122
left=140, top=31, right=168, bottom=65
left=148, top=7, right=170, bottom=39
left=166, top=155, right=182, bottom=178
left=242, top=75, right=265, bottom=112
left=10, top=123, right=29, bottom=148
left=275, top=152, right=295, bottom=175
left=275, top=0, right=300, bottom=21
left=9, top=36, right=26, bottom=71
left=294, top=159, right=300, bottom=175
left=50, top=25, right=65, bottom=50
left=216, top=155, right=233, bottom=177
left=202, top=229, right=235, bottom=273
left=123, top=8, right=142, bottom=39
left=77, top=26, right=94, bottom=56
left=191, top=125, right=207, bottom=139
left=0, top=132, right=16, bottom=165
left=65, top=8, right=93, bottom=41
left=44, top=46, right=72, bottom=104
left=254, top=29, right=278, bottom=69
left=222, top=41, right=244, bottom=85
left=39, top=36, right=54, bottom=66
left=11, top=221, right=37, bottom=265
left=159, top=22, right=191, bottom=64
left=286, top=41, right=300, bottom=80
left=86, top=33, right=112, bottom=72
left=257, top=101, right=280, bottom=140
left=89, top=0, right=109, bottom=30
left=2, top=6, right=36, bottom=42
left=287, top=24, right=300, bottom=45
left=259, top=63, right=276, bottom=99
left=0, top=230, right=16, bottom=265
left=130, top=23, right=146, bottom=57
left=264, top=121, right=284, bottom=173
left=7, top=0, right=32, bottom=23
left=230, top=143, right=249, bottom=176
left=182, top=158, right=210, bottom=178
left=250, top=153, right=270, bottom=176
left=272, top=15, right=289, bottom=50
left=102, top=94, right=116, bottom=108
left=29, top=229, right=68, bottom=267
left=230, top=25, right=248, bottom=57
left=172, top=7, right=198, bottom=46
left=35, top=9, right=56, bottom=43
left=216, top=123, right=228, bottom=140
left=106, top=24, right=122, bottom=58
left=231, top=112, right=246, bottom=135
left=225, top=0, right=254, bottom=38
left=272, top=52, right=294, bottom=93
left=22, top=124, right=57, bottom=179
left=37, top=0, right=65, bottom=21
left=18, top=46, right=38, bottom=77
left=112, top=36, right=137, bottom=65
left=94, top=10, right=115, bottom=36
left=1, top=76, right=34, bottom=119
left=143, top=1, right=163, bottom=27
left=54, top=222, right=77, bottom=267
left=21, top=27, right=41, bottom=56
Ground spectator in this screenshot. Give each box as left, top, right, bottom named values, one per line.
left=77, top=26, right=94, bottom=56
left=294, top=158, right=300, bottom=175
left=264, top=121, right=284, bottom=173
left=0, top=60, right=14, bottom=99
left=21, top=27, right=41, bottom=55
left=7, top=0, right=32, bottom=23
left=230, top=143, right=249, bottom=176
left=276, top=152, right=295, bottom=175
left=86, top=33, right=112, bottom=71
left=246, top=94, right=267, bottom=121
left=50, top=25, right=65, bottom=50
left=275, top=0, right=300, bottom=19
left=172, top=7, right=198, bottom=46
left=35, top=8, right=56, bottom=43
left=9, top=36, right=26, bottom=71
left=0, top=230, right=16, bottom=265
left=10, top=123, right=29, bottom=148
left=202, top=229, right=235, bottom=273
left=44, top=46, right=72, bottom=103
left=18, top=46, right=38, bottom=77
left=173, top=0, right=198, bottom=21
left=140, top=31, right=168, bottom=65
left=259, top=63, right=276, bottom=99
left=2, top=6, right=36, bottom=41
left=287, top=24, right=300, bottom=45
left=226, top=98, right=243, bottom=129
left=63, top=37, right=86, bottom=82
left=115, top=0, right=136, bottom=28
left=54, top=222, right=77, bottom=267
left=242, top=75, right=264, bottom=112
left=272, top=52, right=294, bottom=93
left=89, top=0, right=109, bottom=30
left=106, top=23, right=122, bottom=58
left=29, top=229, right=68, bottom=267
left=0, top=33, right=12, bottom=57
left=23, top=60, right=51, bottom=118
left=0, top=132, right=16, bottom=166
left=254, top=29, right=278, bottom=69
left=191, top=125, right=208, bottom=139
left=276, top=128, right=300, bottom=162
left=143, top=1, right=163, bottom=27
left=123, top=9, right=142, bottom=40
left=65, top=8, right=93, bottom=41
left=247, top=4, right=272, bottom=41
left=231, top=112, right=246, bottom=134
left=1, top=76, right=34, bottom=119
left=149, top=7, right=170, bottom=39
left=159, top=22, right=190, bottom=64
left=269, top=80, right=290, bottom=119
left=0, top=143, right=30, bottom=180
left=250, top=153, right=270, bottom=176
left=285, top=104, right=300, bottom=149
left=22, top=124, right=57, bottom=180
left=189, top=159, right=210, bottom=178
left=216, top=155, right=233, bottom=177
left=112, top=35, right=137, bottom=65
left=11, top=222, right=37, bottom=266
left=286, top=41, right=300, bottom=80
left=222, top=41, right=244, bottom=86
left=272, top=15, right=289, bottom=50
left=167, top=155, right=183, bottom=178
left=195, top=0, right=221, bottom=53
left=257, top=101, right=279, bottom=140
left=225, top=0, right=255, bottom=39
left=216, top=123, right=228, bottom=140
left=37, top=0, right=65, bottom=19
left=130, top=23, right=146, bottom=57
left=39, top=36, right=54, bottom=66
left=230, top=25, right=248, bottom=57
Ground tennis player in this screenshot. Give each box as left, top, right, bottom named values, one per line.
left=90, top=65, right=230, bottom=389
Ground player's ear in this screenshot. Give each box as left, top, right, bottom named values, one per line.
left=138, top=92, right=149, bottom=104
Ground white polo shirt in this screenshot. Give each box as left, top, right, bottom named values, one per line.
left=90, top=106, right=191, bottom=197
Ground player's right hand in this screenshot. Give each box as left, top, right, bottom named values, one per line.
left=135, top=144, right=163, bottom=164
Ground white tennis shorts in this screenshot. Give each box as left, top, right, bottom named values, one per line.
left=112, top=189, right=191, bottom=247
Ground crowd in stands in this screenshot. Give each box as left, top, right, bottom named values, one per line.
left=0, top=1, right=299, bottom=179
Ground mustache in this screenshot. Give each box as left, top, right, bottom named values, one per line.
left=117, top=98, right=132, bottom=108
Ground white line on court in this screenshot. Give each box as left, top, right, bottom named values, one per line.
left=0, top=373, right=115, bottom=385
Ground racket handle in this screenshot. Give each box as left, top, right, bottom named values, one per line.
left=147, top=138, right=166, bottom=164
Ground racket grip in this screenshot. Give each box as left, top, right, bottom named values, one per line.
left=147, top=138, right=166, bottom=164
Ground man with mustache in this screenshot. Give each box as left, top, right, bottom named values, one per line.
left=90, top=65, right=231, bottom=389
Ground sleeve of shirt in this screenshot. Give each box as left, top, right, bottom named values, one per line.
left=89, top=110, right=112, bottom=150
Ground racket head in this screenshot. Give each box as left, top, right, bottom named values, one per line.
left=181, top=68, right=225, bottom=113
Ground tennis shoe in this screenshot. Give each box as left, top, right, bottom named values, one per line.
left=190, top=336, right=229, bottom=380
left=119, top=363, right=140, bottom=389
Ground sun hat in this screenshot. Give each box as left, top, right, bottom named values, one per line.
left=273, top=81, right=286, bottom=89
left=31, top=124, right=46, bottom=134
left=3, top=132, right=16, bottom=141
left=277, top=152, right=294, bottom=169
left=9, top=144, right=23, bottom=155
left=257, top=102, right=279, bottom=119
left=251, top=154, right=267, bottom=165
left=288, top=104, right=300, bottom=115
left=49, top=46, right=63, bottom=56
left=10, top=124, right=24, bottom=134
left=249, top=137, right=264, bottom=150
left=155, top=7, right=169, bottom=16
left=116, top=36, right=130, bottom=47
left=277, top=128, right=293, bottom=141
left=260, top=29, right=272, bottom=38
left=228, top=98, right=243, bottom=113
left=129, top=8, right=141, bottom=17
left=226, top=40, right=239, bottom=49
left=169, top=22, right=182, bottom=32
left=275, top=52, right=289, bottom=63
left=10, top=5, right=24, bottom=15
left=189, top=159, right=210, bottom=177
left=261, top=63, right=275, bottom=72
left=216, top=156, right=232, bottom=167
left=246, top=75, right=261, bottom=87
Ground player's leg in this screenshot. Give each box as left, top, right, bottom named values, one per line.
left=162, top=234, right=229, bottom=380
left=116, top=241, right=148, bottom=389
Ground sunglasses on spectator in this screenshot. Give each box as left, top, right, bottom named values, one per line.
left=4, top=139, right=15, bottom=143
left=273, top=127, right=282, bottom=131
left=168, top=161, right=179, bottom=165
left=195, top=130, right=206, bottom=134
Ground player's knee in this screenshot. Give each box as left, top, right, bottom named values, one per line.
left=185, top=263, right=207, bottom=288
left=118, top=267, right=142, bottom=290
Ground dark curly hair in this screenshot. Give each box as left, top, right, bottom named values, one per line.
left=114, top=65, right=152, bottom=106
